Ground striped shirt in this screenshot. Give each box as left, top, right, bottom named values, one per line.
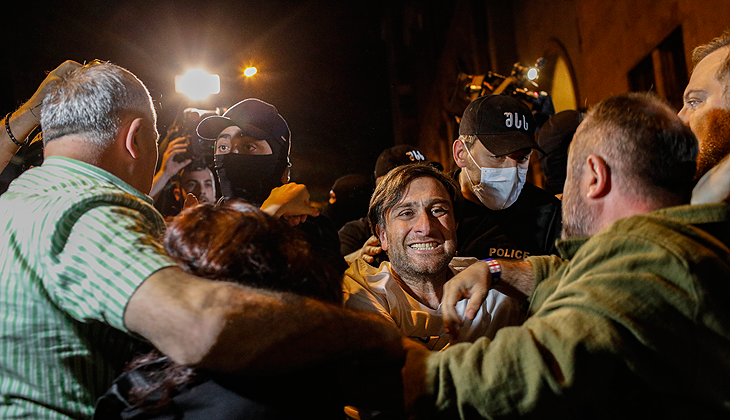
left=0, top=156, right=177, bottom=419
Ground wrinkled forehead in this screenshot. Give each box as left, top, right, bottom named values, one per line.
left=395, top=176, right=452, bottom=207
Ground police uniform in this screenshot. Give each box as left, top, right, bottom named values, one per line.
left=454, top=169, right=562, bottom=260
left=453, top=95, right=562, bottom=260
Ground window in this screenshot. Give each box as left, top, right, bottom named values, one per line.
left=628, top=26, right=688, bottom=112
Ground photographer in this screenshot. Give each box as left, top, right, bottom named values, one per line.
left=150, top=136, right=193, bottom=199
left=150, top=108, right=219, bottom=216
left=149, top=136, right=219, bottom=216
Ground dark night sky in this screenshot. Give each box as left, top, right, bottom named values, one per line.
left=3, top=1, right=395, bottom=201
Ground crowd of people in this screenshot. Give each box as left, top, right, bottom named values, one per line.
left=0, top=27, right=729, bottom=420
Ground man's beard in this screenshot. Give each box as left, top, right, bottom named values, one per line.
left=561, top=174, right=598, bottom=239
left=696, top=108, right=730, bottom=179
left=386, top=236, right=453, bottom=284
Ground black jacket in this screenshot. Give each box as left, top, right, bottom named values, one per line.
left=454, top=169, right=562, bottom=260
left=94, top=358, right=345, bottom=420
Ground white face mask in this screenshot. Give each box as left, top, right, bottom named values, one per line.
left=464, top=145, right=527, bottom=210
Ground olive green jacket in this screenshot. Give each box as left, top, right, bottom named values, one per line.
left=413, top=203, right=730, bottom=419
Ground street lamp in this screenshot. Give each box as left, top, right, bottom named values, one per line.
left=243, top=66, right=257, bottom=78
left=175, top=68, right=220, bottom=101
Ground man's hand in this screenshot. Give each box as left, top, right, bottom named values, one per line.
left=1, top=60, right=82, bottom=173
left=359, top=235, right=382, bottom=263
left=158, top=137, right=191, bottom=178
left=261, top=183, right=319, bottom=226
left=344, top=235, right=383, bottom=265
left=20, top=60, right=83, bottom=121
left=441, top=260, right=493, bottom=339
left=149, top=137, right=191, bottom=198
left=183, top=193, right=199, bottom=210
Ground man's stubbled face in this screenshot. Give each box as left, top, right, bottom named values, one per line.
left=694, top=107, right=730, bottom=178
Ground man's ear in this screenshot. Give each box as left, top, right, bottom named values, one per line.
left=376, top=225, right=388, bottom=252
left=123, top=117, right=146, bottom=159
left=585, top=154, right=611, bottom=199
left=453, top=139, right=468, bottom=168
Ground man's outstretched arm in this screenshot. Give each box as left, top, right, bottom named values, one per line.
left=124, top=266, right=404, bottom=375
left=441, top=259, right=536, bottom=337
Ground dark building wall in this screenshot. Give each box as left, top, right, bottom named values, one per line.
left=514, top=0, right=730, bottom=111
left=384, top=0, right=730, bottom=170
left=382, top=0, right=523, bottom=171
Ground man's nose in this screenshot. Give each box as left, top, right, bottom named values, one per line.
left=678, top=106, right=690, bottom=125
left=413, top=210, right=436, bottom=234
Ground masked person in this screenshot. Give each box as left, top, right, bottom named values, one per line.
left=197, top=98, right=292, bottom=206
left=197, top=98, right=347, bottom=274
left=451, top=95, right=562, bottom=260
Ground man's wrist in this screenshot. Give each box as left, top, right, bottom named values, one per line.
left=16, top=102, right=43, bottom=125
left=479, top=258, right=501, bottom=287
left=4, top=109, right=40, bottom=148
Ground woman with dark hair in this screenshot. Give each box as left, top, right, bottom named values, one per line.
left=94, top=201, right=344, bottom=420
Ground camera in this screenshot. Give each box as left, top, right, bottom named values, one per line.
left=167, top=107, right=220, bottom=168
left=453, top=58, right=554, bottom=129
left=468, top=58, right=547, bottom=104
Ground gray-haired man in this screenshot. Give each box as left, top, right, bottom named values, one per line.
left=0, top=61, right=402, bottom=419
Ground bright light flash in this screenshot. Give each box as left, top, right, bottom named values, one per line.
left=175, top=69, right=220, bottom=101
left=243, top=67, right=258, bottom=77
left=526, top=67, right=539, bottom=81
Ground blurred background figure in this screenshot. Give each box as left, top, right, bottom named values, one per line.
left=178, top=164, right=216, bottom=205
left=150, top=108, right=219, bottom=217
left=537, top=110, right=583, bottom=199
left=373, top=145, right=430, bottom=185
left=326, top=173, right=374, bottom=231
